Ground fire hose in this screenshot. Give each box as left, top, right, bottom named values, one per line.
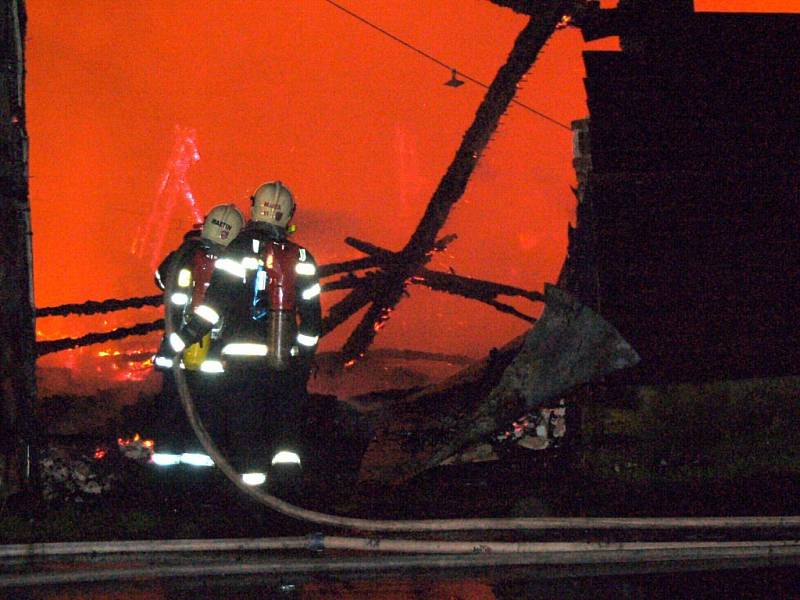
left=174, top=365, right=800, bottom=533
left=165, top=271, right=800, bottom=535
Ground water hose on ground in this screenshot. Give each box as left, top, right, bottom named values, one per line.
left=164, top=258, right=800, bottom=534
left=173, top=361, right=800, bottom=533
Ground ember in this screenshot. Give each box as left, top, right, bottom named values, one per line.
left=117, top=434, right=155, bottom=461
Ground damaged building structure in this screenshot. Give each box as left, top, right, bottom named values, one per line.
left=559, top=1, right=800, bottom=386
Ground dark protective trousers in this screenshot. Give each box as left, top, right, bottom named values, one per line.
left=156, top=370, right=227, bottom=454
left=215, top=361, right=310, bottom=473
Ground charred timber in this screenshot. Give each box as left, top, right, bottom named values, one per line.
left=36, top=294, right=163, bottom=317
left=319, top=234, right=458, bottom=282
left=400, top=5, right=571, bottom=262
left=357, top=334, right=526, bottom=488
left=487, top=0, right=553, bottom=16
left=415, top=268, right=543, bottom=303
left=36, top=319, right=165, bottom=356
left=320, top=281, right=376, bottom=337
left=345, top=234, right=460, bottom=261
left=338, top=6, right=570, bottom=364
left=333, top=239, right=542, bottom=311
left=321, top=272, right=378, bottom=293
left=1, top=0, right=36, bottom=494
left=318, top=256, right=381, bottom=279
left=483, top=299, right=536, bottom=323
left=344, top=237, right=396, bottom=262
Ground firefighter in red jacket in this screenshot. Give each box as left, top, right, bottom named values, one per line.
left=162, top=181, right=322, bottom=488
left=151, top=205, right=245, bottom=464
left=153, top=203, right=246, bottom=373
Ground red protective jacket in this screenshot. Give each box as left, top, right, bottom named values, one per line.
left=176, top=222, right=322, bottom=372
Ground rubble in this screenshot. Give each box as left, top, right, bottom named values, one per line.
left=39, top=444, right=117, bottom=503
left=358, top=285, right=639, bottom=487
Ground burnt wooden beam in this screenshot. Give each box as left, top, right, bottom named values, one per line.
left=345, top=237, right=397, bottom=263
left=483, top=299, right=536, bottom=323
left=320, top=279, right=378, bottom=336
left=487, top=0, right=544, bottom=16
left=321, top=231, right=457, bottom=280
left=415, top=268, right=544, bottom=303
left=36, top=320, right=165, bottom=357
left=432, top=233, right=458, bottom=252
left=318, top=256, right=381, bottom=278
left=400, top=4, right=571, bottom=263
left=345, top=233, right=458, bottom=262
left=321, top=271, right=379, bottom=293
left=36, top=294, right=163, bottom=317
left=339, top=5, right=570, bottom=364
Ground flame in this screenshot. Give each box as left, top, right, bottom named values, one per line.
left=97, top=350, right=122, bottom=357
left=118, top=433, right=153, bottom=446
left=371, top=306, right=395, bottom=332
left=556, top=15, right=573, bottom=30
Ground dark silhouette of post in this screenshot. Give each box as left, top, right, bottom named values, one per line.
left=0, top=0, right=38, bottom=498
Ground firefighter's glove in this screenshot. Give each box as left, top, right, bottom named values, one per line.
left=152, top=333, right=186, bottom=371
left=180, top=316, right=211, bottom=347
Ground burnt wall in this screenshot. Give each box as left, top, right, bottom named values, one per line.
left=570, top=12, right=800, bottom=383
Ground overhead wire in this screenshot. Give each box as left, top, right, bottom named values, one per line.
left=321, top=0, right=573, bottom=131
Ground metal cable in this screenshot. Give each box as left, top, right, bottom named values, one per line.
left=321, top=0, right=573, bottom=130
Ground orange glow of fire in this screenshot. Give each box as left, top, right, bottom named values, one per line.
left=26, top=0, right=628, bottom=385
left=556, top=15, right=573, bottom=30
left=117, top=433, right=154, bottom=448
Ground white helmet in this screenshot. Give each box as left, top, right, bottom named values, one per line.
left=251, top=181, right=296, bottom=229
left=202, top=204, right=245, bottom=246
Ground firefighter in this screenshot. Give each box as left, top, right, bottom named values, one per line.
left=153, top=203, right=246, bottom=372
left=160, top=181, right=322, bottom=489
left=153, top=222, right=202, bottom=358
left=151, top=204, right=245, bottom=464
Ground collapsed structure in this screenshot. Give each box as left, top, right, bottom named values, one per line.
left=361, top=1, right=800, bottom=485
left=7, top=1, right=799, bottom=494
